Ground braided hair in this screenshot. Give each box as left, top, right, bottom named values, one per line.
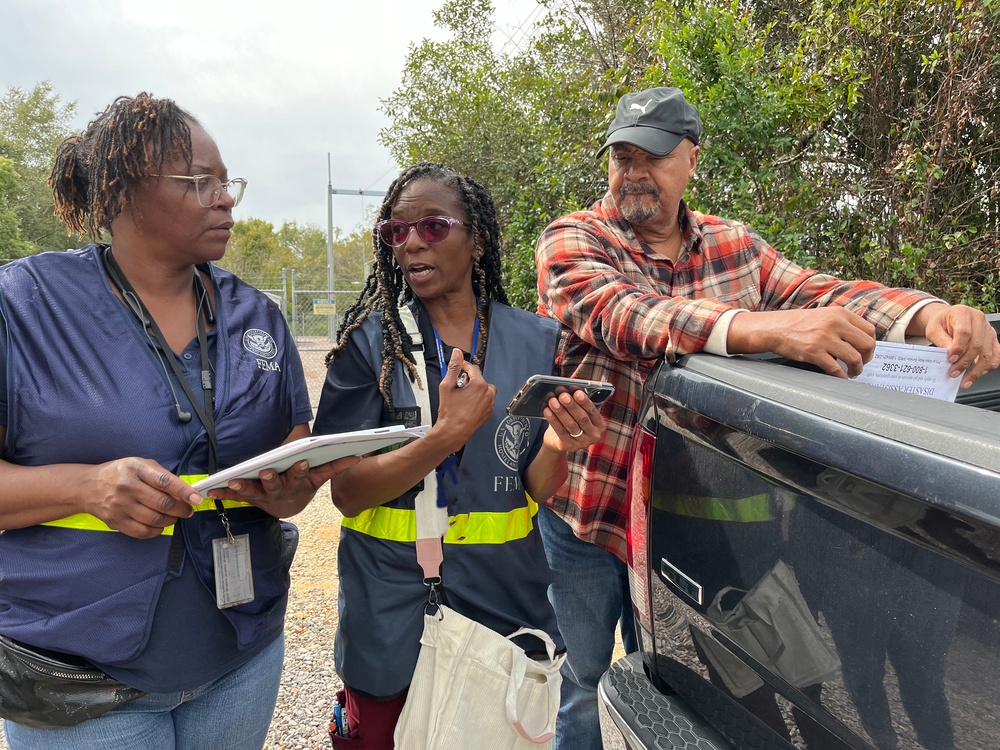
left=327, top=162, right=509, bottom=410
left=49, top=93, right=196, bottom=241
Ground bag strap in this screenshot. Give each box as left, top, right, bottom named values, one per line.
left=398, top=305, right=449, bottom=586
left=505, top=626, right=562, bottom=743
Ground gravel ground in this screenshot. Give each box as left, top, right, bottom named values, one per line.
left=263, top=486, right=345, bottom=749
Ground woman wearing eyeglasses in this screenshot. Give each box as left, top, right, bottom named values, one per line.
left=0, top=93, right=354, bottom=749
left=313, top=162, right=607, bottom=748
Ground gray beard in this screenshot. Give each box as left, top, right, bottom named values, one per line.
left=618, top=183, right=660, bottom=226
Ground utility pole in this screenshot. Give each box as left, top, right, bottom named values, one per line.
left=326, top=154, right=335, bottom=339
left=326, top=152, right=386, bottom=338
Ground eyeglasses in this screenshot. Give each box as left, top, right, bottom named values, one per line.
left=375, top=216, right=469, bottom=247
left=148, top=174, right=248, bottom=207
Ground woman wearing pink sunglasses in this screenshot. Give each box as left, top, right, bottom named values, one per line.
left=314, top=162, right=607, bottom=748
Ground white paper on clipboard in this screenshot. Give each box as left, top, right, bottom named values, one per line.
left=191, top=425, right=427, bottom=493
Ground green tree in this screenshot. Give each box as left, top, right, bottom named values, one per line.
left=0, top=156, right=32, bottom=259
left=219, top=218, right=295, bottom=283
left=651, top=0, right=851, bottom=264
left=277, top=221, right=328, bottom=289
left=653, top=0, right=1000, bottom=307
left=0, top=82, right=79, bottom=253
left=332, top=225, right=374, bottom=294
left=814, top=0, right=1000, bottom=307
left=382, top=0, right=661, bottom=308
left=219, top=217, right=374, bottom=299
left=375, top=0, right=673, bottom=300
left=382, top=0, right=1000, bottom=311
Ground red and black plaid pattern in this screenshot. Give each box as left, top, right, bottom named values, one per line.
left=536, top=193, right=933, bottom=561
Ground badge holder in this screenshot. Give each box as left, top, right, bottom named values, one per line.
left=212, top=512, right=255, bottom=608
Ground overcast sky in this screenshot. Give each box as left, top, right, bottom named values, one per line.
left=1, top=0, right=543, bottom=236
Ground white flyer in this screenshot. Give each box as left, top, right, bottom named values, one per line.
left=851, top=341, right=962, bottom=402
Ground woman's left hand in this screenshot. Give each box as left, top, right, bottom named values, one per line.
left=541, top=389, right=607, bottom=452
left=207, top=455, right=361, bottom=518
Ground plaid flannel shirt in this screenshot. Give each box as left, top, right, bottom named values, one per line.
left=536, top=192, right=935, bottom=561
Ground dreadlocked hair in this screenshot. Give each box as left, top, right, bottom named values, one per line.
left=49, top=93, right=196, bottom=241
left=326, top=162, right=509, bottom=410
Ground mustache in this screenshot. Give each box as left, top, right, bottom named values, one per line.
left=620, top=181, right=659, bottom=197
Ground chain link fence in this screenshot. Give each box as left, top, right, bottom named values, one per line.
left=232, top=269, right=362, bottom=411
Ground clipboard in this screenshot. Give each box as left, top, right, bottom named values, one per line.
left=191, top=425, right=426, bottom=493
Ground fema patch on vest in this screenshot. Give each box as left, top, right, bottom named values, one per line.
left=243, top=329, right=277, bottom=358
left=243, top=329, right=281, bottom=371
left=495, top=416, right=530, bottom=471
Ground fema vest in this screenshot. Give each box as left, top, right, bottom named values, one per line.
left=333, top=301, right=563, bottom=697
left=0, top=246, right=299, bottom=671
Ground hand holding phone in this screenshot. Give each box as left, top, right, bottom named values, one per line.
left=506, top=375, right=615, bottom=419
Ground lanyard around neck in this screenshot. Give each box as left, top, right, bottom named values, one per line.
left=429, top=308, right=481, bottom=379
left=427, top=304, right=480, bottom=511
left=101, top=246, right=218, bottom=473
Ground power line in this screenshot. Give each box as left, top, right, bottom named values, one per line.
left=364, top=165, right=397, bottom=192
left=496, top=0, right=545, bottom=55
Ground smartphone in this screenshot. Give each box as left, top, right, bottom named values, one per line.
left=506, top=375, right=615, bottom=419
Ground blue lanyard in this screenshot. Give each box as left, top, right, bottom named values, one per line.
left=429, top=311, right=480, bottom=507
left=430, top=319, right=480, bottom=379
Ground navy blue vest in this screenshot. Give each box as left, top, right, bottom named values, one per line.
left=0, top=247, right=301, bottom=689
left=333, top=301, right=564, bottom=697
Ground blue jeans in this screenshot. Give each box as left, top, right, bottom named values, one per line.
left=4, top=633, right=284, bottom=750
left=537, top=506, right=637, bottom=750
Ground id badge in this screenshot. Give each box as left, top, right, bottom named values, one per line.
left=212, top=534, right=255, bottom=609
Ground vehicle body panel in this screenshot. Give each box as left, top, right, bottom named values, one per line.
left=603, top=319, right=1000, bottom=750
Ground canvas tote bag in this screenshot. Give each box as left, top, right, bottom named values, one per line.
left=394, top=605, right=563, bottom=749
left=392, top=306, right=564, bottom=748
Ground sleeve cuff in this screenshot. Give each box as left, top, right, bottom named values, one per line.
left=704, top=309, right=747, bottom=356
left=885, top=298, right=939, bottom=345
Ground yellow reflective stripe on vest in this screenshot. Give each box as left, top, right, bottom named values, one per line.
left=38, top=475, right=255, bottom=535
left=342, top=496, right=539, bottom=545
left=654, top=493, right=774, bottom=522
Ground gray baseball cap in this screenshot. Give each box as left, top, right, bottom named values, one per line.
left=598, top=87, right=702, bottom=158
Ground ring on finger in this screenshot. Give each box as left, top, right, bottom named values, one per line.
left=569, top=427, right=584, bottom=438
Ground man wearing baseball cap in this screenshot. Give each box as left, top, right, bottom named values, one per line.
left=534, top=86, right=998, bottom=749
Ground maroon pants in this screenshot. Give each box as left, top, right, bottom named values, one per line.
left=329, top=686, right=409, bottom=750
